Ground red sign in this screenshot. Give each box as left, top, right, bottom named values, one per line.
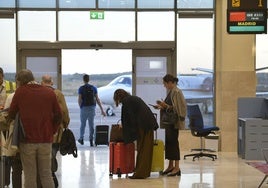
left=229, top=12, right=246, bottom=21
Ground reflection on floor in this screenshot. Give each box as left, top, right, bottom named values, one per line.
left=55, top=141, right=266, bottom=188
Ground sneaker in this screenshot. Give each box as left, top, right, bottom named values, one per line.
left=78, top=138, right=84, bottom=145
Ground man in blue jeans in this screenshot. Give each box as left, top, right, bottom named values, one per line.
left=78, top=74, right=106, bottom=146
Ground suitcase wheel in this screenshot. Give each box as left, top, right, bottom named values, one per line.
left=116, top=168, right=122, bottom=178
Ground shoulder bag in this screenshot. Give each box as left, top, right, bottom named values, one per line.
left=161, top=108, right=179, bottom=126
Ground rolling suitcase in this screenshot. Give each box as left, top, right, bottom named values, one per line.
left=95, top=125, right=109, bottom=146
left=109, top=142, right=135, bottom=177
left=151, top=124, right=164, bottom=174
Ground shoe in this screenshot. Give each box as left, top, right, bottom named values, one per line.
left=128, top=175, right=145, bottom=179
left=167, top=170, right=181, bottom=177
left=90, top=139, right=94, bottom=147
left=78, top=139, right=84, bottom=145
left=160, top=168, right=174, bottom=175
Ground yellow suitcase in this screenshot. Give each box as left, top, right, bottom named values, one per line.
left=151, top=139, right=164, bottom=173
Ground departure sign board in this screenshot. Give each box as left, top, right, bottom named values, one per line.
left=227, top=0, right=267, bottom=34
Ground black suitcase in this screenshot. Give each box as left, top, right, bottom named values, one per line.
left=95, top=125, right=109, bottom=146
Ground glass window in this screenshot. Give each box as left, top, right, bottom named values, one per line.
left=0, top=17, right=16, bottom=73
left=256, top=31, right=268, bottom=98
left=98, top=0, right=134, bottom=9
left=59, top=11, right=135, bottom=41
left=18, top=0, right=56, bottom=8
left=18, top=11, right=56, bottom=41
left=177, top=0, right=214, bottom=9
left=0, top=0, right=15, bottom=8
left=177, top=17, right=214, bottom=126
left=138, top=12, right=174, bottom=41
left=59, top=0, right=95, bottom=8
left=138, top=0, right=174, bottom=8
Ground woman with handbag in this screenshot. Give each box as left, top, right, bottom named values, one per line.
left=155, top=74, right=186, bottom=176
left=113, top=89, right=158, bottom=179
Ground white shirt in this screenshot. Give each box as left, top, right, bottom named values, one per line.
left=4, top=92, right=14, bottom=109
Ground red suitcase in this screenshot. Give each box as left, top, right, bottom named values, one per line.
left=109, top=142, right=135, bottom=177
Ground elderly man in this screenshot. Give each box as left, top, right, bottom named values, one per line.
left=40, top=74, right=70, bottom=187
left=8, top=69, right=62, bottom=188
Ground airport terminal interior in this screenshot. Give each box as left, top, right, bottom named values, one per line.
left=1, top=0, right=268, bottom=187
left=54, top=143, right=267, bottom=188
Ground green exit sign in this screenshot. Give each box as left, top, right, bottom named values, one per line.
left=90, top=11, right=104, bottom=20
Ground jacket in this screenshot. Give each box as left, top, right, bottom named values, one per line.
left=121, top=95, right=158, bottom=143
left=160, top=86, right=187, bottom=130
left=8, top=84, right=62, bottom=143
left=53, top=88, right=70, bottom=143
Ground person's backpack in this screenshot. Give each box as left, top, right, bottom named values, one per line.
left=59, top=128, right=78, bottom=158
left=82, top=85, right=96, bottom=106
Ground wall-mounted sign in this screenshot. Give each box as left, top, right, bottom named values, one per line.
left=227, top=0, right=267, bottom=34
left=90, top=11, right=104, bottom=20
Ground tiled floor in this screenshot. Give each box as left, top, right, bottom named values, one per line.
left=54, top=141, right=267, bottom=188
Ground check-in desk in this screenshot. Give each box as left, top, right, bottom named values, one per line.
left=238, top=97, right=268, bottom=160
left=238, top=118, right=268, bottom=160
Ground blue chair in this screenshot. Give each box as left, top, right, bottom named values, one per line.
left=184, top=104, right=220, bottom=161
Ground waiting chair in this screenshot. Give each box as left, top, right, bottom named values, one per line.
left=184, top=104, right=220, bottom=161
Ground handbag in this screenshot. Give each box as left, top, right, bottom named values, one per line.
left=110, top=120, right=124, bottom=142
left=161, top=109, right=179, bottom=125
left=0, top=109, right=9, bottom=131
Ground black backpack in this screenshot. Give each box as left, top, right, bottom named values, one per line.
left=59, top=128, right=78, bottom=158
left=82, top=85, right=96, bottom=106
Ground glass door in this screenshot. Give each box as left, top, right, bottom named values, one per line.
left=19, top=50, right=61, bottom=89
left=132, top=49, right=174, bottom=142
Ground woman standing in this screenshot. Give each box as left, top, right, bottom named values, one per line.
left=113, top=89, right=158, bottom=179
left=156, top=74, right=186, bottom=176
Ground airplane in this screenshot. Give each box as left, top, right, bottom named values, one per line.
left=97, top=75, right=132, bottom=116
left=97, top=72, right=213, bottom=116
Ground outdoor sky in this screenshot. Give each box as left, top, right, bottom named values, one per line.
left=62, top=49, right=132, bottom=75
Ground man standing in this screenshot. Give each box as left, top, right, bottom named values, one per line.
left=41, top=74, right=70, bottom=187
left=77, top=74, right=106, bottom=146
left=0, top=67, right=16, bottom=187
left=8, top=69, right=62, bottom=188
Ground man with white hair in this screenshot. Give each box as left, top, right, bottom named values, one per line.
left=40, top=74, right=70, bottom=187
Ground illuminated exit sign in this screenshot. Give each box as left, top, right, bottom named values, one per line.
left=90, top=11, right=104, bottom=20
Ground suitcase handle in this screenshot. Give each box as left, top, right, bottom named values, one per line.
left=153, top=113, right=158, bottom=141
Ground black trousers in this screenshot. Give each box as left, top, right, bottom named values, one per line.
left=165, top=126, right=180, bottom=160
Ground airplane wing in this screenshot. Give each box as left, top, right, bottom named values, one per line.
left=191, top=67, right=213, bottom=74
left=256, top=92, right=268, bottom=98
left=256, top=67, right=268, bottom=71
